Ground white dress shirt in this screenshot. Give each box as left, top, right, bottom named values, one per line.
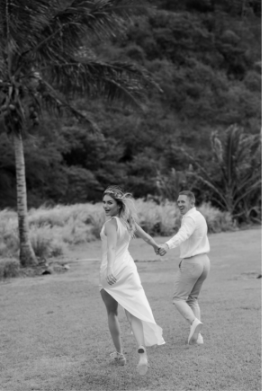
left=166, top=207, right=210, bottom=258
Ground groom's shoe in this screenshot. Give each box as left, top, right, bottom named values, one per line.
left=188, top=318, right=203, bottom=345
left=196, top=333, right=204, bottom=345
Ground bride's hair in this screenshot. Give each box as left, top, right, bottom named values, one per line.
left=103, top=185, right=138, bottom=234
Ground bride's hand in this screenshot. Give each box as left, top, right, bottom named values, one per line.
left=107, top=267, right=117, bottom=285
left=153, top=243, right=160, bottom=255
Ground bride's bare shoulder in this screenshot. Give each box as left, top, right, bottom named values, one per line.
left=104, top=217, right=118, bottom=233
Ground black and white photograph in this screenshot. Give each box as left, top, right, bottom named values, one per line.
left=0, top=1, right=261, bottom=390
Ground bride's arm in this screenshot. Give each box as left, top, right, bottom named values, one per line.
left=104, top=219, right=118, bottom=285
left=134, top=223, right=160, bottom=253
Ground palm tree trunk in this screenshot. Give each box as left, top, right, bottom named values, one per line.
left=13, top=132, right=36, bottom=267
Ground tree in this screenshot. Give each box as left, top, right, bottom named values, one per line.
left=0, top=0, right=154, bottom=266
left=183, top=125, right=261, bottom=221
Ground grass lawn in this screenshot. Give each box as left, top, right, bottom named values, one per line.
left=0, top=228, right=261, bottom=391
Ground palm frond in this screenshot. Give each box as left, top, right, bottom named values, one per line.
left=233, top=179, right=262, bottom=209
left=187, top=172, right=228, bottom=209
left=17, top=0, right=143, bottom=64
left=0, top=0, right=155, bottom=131
left=181, top=148, right=214, bottom=181
left=0, top=0, right=61, bottom=51
left=37, top=58, right=157, bottom=109
left=36, top=79, right=100, bottom=132
left=0, top=0, right=144, bottom=72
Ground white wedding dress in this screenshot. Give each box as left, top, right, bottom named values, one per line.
left=99, top=216, right=165, bottom=347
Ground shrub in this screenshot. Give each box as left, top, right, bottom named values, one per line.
left=61, top=219, right=96, bottom=244
left=136, top=199, right=181, bottom=236
left=30, top=226, right=65, bottom=259
left=198, top=203, right=235, bottom=233
left=136, top=199, right=235, bottom=236
left=184, top=126, right=261, bottom=223
left=0, top=259, right=20, bottom=279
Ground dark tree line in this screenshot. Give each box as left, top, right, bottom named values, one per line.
left=0, top=0, right=261, bottom=222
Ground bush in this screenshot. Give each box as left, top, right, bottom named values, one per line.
left=198, top=203, right=235, bottom=233
left=30, top=226, right=66, bottom=258
left=136, top=199, right=181, bottom=236
left=0, top=258, right=20, bottom=279
left=0, top=203, right=105, bottom=260
left=137, top=199, right=235, bottom=236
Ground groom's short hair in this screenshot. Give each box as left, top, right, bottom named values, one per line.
left=178, top=190, right=195, bottom=204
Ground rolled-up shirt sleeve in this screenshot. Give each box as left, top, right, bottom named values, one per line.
left=166, top=216, right=196, bottom=249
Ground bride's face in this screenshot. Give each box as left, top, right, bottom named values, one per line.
left=103, top=194, right=120, bottom=217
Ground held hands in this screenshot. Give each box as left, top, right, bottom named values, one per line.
left=153, top=243, right=161, bottom=255
left=107, top=267, right=117, bottom=285
left=158, top=244, right=168, bottom=256
left=154, top=243, right=169, bottom=256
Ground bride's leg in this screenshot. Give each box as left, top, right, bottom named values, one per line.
left=125, top=310, right=148, bottom=375
left=100, top=289, right=123, bottom=354
left=125, top=310, right=145, bottom=347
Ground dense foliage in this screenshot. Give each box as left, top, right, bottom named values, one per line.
left=0, top=0, right=260, bottom=222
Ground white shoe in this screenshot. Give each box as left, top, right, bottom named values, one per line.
left=110, top=351, right=126, bottom=366
left=137, top=346, right=148, bottom=375
left=196, top=333, right=204, bottom=345
left=188, top=318, right=203, bottom=345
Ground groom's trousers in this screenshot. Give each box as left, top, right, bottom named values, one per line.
left=172, top=253, right=210, bottom=323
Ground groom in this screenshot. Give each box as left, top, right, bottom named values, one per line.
left=157, top=190, right=210, bottom=345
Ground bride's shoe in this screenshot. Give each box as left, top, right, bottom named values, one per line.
left=110, top=351, right=126, bottom=366
left=136, top=346, right=148, bottom=375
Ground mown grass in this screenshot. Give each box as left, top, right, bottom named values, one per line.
left=0, top=228, right=260, bottom=391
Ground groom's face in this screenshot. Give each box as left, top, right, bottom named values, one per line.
left=177, top=195, right=193, bottom=215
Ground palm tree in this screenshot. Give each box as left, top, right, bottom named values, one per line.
left=0, top=0, right=155, bottom=267
left=183, top=125, right=261, bottom=221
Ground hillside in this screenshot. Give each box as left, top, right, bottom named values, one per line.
left=0, top=0, right=260, bottom=208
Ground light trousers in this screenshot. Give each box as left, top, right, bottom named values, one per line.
left=173, top=253, right=210, bottom=324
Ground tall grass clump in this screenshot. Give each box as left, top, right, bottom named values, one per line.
left=0, top=200, right=235, bottom=264
left=0, top=204, right=104, bottom=261
left=0, top=258, right=20, bottom=279
left=136, top=199, right=235, bottom=236
left=29, top=226, right=66, bottom=258
left=28, top=203, right=105, bottom=241
left=136, top=199, right=181, bottom=236
left=198, top=203, right=235, bottom=233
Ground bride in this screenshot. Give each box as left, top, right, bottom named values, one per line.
left=99, top=186, right=165, bottom=375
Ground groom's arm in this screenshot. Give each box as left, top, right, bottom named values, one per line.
left=159, top=216, right=196, bottom=255
left=166, top=216, right=196, bottom=249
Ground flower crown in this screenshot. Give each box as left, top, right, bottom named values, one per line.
left=105, top=189, right=124, bottom=199
left=105, top=189, right=131, bottom=200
